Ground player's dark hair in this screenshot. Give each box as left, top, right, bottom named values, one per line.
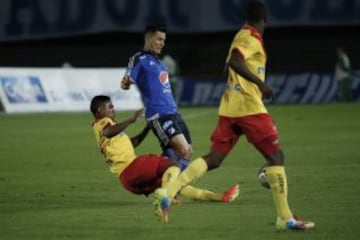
left=144, top=23, right=167, bottom=35
left=245, top=0, right=267, bottom=23
left=90, top=95, right=111, bottom=117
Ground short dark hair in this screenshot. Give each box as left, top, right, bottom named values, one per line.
left=90, top=95, right=111, bottom=117
left=245, top=0, right=267, bottom=23
left=144, top=23, right=167, bottom=35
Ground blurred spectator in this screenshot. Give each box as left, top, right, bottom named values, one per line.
left=62, top=61, right=73, bottom=68
left=162, top=54, right=180, bottom=103
left=335, top=47, right=353, bottom=102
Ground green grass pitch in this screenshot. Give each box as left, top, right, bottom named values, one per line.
left=1, top=103, right=360, bottom=240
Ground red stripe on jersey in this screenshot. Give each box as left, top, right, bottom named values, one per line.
left=242, top=25, right=267, bottom=59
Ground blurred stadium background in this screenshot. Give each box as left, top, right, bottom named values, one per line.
left=0, top=0, right=359, bottom=112
left=0, top=0, right=360, bottom=73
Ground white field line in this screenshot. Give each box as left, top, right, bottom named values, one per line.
left=182, top=110, right=215, bottom=120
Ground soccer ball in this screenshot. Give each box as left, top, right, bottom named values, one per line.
left=257, top=165, right=270, bottom=189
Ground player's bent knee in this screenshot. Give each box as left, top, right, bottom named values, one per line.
left=174, top=146, right=191, bottom=159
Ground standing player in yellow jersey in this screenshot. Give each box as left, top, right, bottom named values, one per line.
left=90, top=95, right=239, bottom=222
left=153, top=1, right=315, bottom=230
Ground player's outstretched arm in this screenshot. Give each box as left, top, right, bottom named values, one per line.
left=102, top=109, right=144, bottom=138
left=130, top=122, right=151, bottom=148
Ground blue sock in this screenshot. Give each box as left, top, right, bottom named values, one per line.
left=178, top=159, right=189, bottom=171
left=162, top=148, right=189, bottom=171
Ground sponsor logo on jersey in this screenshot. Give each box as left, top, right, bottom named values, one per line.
left=226, top=83, right=241, bottom=91
left=159, top=71, right=169, bottom=84
left=257, top=67, right=265, bottom=74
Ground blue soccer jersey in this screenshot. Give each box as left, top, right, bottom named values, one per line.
left=126, top=51, right=178, bottom=119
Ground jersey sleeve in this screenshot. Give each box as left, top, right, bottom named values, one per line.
left=126, top=53, right=142, bottom=83
left=231, top=34, right=256, bottom=60
left=95, top=117, right=114, bottom=133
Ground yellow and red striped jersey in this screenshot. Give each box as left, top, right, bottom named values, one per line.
left=92, top=117, right=136, bottom=175
left=219, top=25, right=268, bottom=117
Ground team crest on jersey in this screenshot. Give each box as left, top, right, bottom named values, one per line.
left=159, top=71, right=169, bottom=84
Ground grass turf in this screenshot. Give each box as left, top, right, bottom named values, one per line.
left=0, top=103, right=359, bottom=240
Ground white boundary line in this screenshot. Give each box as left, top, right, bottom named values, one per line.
left=182, top=110, right=215, bottom=120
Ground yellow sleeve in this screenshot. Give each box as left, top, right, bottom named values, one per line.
left=231, top=33, right=256, bottom=60
left=93, top=117, right=114, bottom=143
left=98, top=117, right=115, bottom=130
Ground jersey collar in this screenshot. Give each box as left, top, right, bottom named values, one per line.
left=242, top=24, right=264, bottom=45
left=142, top=50, right=160, bottom=59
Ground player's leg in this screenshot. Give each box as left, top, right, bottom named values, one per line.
left=246, top=114, right=314, bottom=230
left=150, top=114, right=191, bottom=170
left=161, top=116, right=238, bottom=199
left=119, top=154, right=180, bottom=195
left=151, top=116, right=239, bottom=222
left=154, top=156, right=181, bottom=223
left=167, top=113, right=193, bottom=170
left=179, top=184, right=239, bottom=202
left=166, top=133, right=192, bottom=170
left=245, top=114, right=293, bottom=222
left=257, top=140, right=293, bottom=220
left=162, top=147, right=189, bottom=171
left=161, top=120, right=192, bottom=202
left=145, top=155, right=180, bottom=223
left=264, top=149, right=315, bottom=230
left=153, top=149, right=236, bottom=223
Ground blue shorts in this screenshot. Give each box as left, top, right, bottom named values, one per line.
left=148, top=113, right=192, bottom=150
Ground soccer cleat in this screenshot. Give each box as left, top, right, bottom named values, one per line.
left=221, top=184, right=240, bottom=202
left=153, top=188, right=171, bottom=223
left=275, top=216, right=315, bottom=231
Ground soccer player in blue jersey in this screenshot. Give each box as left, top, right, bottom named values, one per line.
left=121, top=24, right=191, bottom=171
